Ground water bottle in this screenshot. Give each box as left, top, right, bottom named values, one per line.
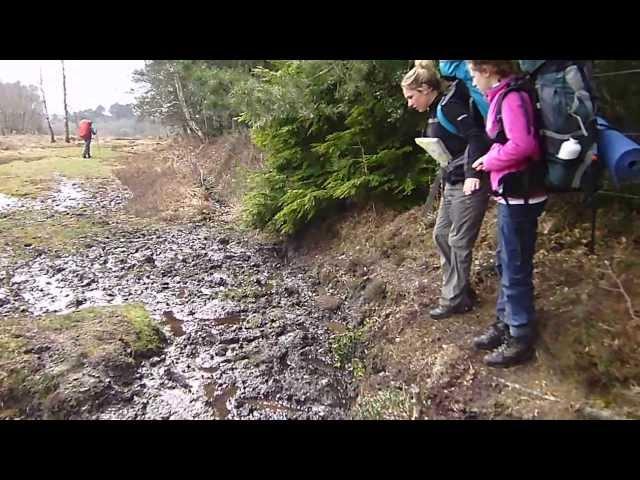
left=558, top=137, right=582, bottom=160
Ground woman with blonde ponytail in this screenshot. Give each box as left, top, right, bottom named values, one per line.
left=402, top=60, right=491, bottom=320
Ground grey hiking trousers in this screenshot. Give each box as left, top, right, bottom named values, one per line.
left=82, top=138, right=92, bottom=158
left=433, top=179, right=490, bottom=308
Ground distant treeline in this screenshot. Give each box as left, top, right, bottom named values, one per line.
left=0, top=78, right=166, bottom=138
left=50, top=103, right=166, bottom=138
left=131, top=60, right=640, bottom=236
left=0, top=81, right=45, bottom=134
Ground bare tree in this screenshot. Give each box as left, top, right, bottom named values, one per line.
left=173, top=70, right=205, bottom=143
left=39, top=69, right=56, bottom=143
left=61, top=60, right=70, bottom=143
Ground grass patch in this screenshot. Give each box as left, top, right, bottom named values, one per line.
left=34, top=304, right=165, bottom=358
left=0, top=333, right=28, bottom=361
left=352, top=388, right=414, bottom=420
left=0, top=210, right=109, bottom=258
left=0, top=304, right=165, bottom=418
left=220, top=283, right=270, bottom=302
left=0, top=147, right=120, bottom=197
left=330, top=325, right=367, bottom=370
left=121, top=304, right=166, bottom=356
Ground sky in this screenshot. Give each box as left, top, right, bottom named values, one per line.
left=0, top=60, right=146, bottom=116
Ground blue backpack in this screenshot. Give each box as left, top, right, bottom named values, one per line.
left=436, top=60, right=489, bottom=136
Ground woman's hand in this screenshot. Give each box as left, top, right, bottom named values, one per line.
left=463, top=178, right=480, bottom=195
left=472, top=156, right=486, bottom=171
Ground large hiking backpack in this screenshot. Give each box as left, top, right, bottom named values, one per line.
left=494, top=60, right=603, bottom=252
left=439, top=60, right=490, bottom=119
left=498, top=60, right=602, bottom=196
left=78, top=120, right=92, bottom=140
left=436, top=60, right=489, bottom=137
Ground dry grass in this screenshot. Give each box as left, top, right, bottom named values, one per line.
left=291, top=192, right=640, bottom=419
left=112, top=133, right=263, bottom=221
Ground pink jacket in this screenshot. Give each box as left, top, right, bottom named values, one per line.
left=482, top=76, right=541, bottom=192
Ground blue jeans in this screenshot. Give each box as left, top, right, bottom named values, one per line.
left=496, top=200, right=546, bottom=338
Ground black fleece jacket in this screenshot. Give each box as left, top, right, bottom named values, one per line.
left=423, top=80, right=491, bottom=185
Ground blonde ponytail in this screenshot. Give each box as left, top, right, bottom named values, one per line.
left=401, top=60, right=442, bottom=92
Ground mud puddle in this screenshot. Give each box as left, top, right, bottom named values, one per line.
left=2, top=174, right=357, bottom=419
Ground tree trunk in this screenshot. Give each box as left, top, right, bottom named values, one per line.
left=202, top=100, right=208, bottom=135
left=40, top=69, right=56, bottom=143
left=61, top=60, right=70, bottom=143
left=173, top=72, right=206, bottom=143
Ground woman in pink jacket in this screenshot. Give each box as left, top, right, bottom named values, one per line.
left=467, top=60, right=547, bottom=368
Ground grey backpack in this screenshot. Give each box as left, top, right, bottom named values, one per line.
left=494, top=61, right=603, bottom=252
left=517, top=60, right=601, bottom=194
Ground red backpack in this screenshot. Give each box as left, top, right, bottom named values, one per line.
left=78, top=120, right=92, bottom=140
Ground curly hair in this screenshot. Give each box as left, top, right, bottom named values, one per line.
left=468, top=60, right=518, bottom=78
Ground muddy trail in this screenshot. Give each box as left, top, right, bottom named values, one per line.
left=1, top=174, right=357, bottom=419
left=4, top=137, right=639, bottom=421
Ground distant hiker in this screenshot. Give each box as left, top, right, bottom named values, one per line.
left=78, top=119, right=97, bottom=159
left=468, top=60, right=546, bottom=368
left=401, top=60, right=491, bottom=320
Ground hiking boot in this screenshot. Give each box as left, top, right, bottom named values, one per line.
left=429, top=301, right=473, bottom=320
left=483, top=333, right=535, bottom=368
left=473, top=321, right=508, bottom=351
left=467, top=287, right=478, bottom=303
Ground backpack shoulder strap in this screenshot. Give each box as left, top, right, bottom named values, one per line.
left=436, top=80, right=464, bottom=137
left=436, top=102, right=460, bottom=137
left=494, top=77, right=534, bottom=130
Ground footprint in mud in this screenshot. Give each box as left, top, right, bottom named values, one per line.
left=204, top=383, right=238, bottom=419
left=203, top=381, right=299, bottom=418
left=213, top=313, right=245, bottom=326
left=244, top=399, right=299, bottom=416
left=162, top=311, right=185, bottom=336
left=200, top=366, right=218, bottom=374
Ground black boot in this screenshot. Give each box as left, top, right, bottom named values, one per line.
left=473, top=321, right=508, bottom=351
left=483, top=333, right=535, bottom=368
left=429, top=300, right=473, bottom=320
left=467, top=286, right=478, bottom=303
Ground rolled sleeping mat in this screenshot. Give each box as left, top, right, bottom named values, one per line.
left=596, top=116, right=640, bottom=187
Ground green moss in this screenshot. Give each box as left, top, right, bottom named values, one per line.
left=37, top=305, right=165, bottom=358
left=0, top=304, right=167, bottom=418
left=0, top=334, right=28, bottom=361
left=122, top=304, right=165, bottom=356
left=40, top=313, right=82, bottom=331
